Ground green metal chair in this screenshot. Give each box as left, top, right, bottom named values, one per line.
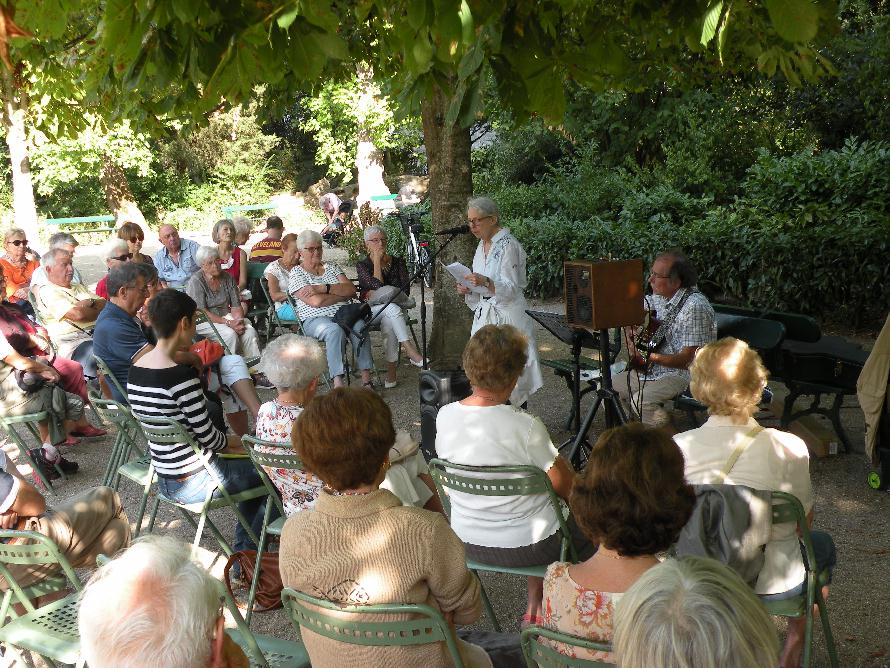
left=0, top=413, right=65, bottom=493
left=92, top=353, right=127, bottom=404
left=139, top=415, right=269, bottom=556
left=428, top=459, right=579, bottom=632
left=0, top=530, right=84, bottom=667
left=195, top=310, right=261, bottom=369
left=241, top=436, right=299, bottom=625
left=260, top=275, right=301, bottom=339
left=281, top=587, right=466, bottom=667
left=521, top=625, right=613, bottom=667
left=762, top=491, right=839, bottom=668
left=245, top=261, right=272, bottom=339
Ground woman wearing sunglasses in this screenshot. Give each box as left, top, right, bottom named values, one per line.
left=94, top=238, right=133, bottom=299
left=116, top=221, right=154, bottom=266
left=0, top=227, right=40, bottom=316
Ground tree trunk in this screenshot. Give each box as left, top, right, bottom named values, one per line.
left=0, top=64, right=38, bottom=242
left=100, top=153, right=146, bottom=227
left=421, top=84, right=475, bottom=369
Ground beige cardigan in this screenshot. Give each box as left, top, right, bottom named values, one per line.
left=280, top=488, right=482, bottom=668
left=858, top=312, right=890, bottom=465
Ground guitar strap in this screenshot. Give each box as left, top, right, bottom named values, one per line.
left=647, top=287, right=695, bottom=349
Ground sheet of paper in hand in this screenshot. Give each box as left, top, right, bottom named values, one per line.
left=443, top=262, right=492, bottom=296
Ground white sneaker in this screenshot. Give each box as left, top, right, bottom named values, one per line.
left=384, top=380, right=398, bottom=389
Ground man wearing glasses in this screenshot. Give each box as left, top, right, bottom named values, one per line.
left=29, top=232, right=84, bottom=296
left=612, top=250, right=717, bottom=427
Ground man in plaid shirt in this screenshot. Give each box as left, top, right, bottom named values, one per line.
left=614, top=250, right=717, bottom=426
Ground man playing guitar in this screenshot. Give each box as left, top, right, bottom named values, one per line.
left=613, top=250, right=717, bottom=427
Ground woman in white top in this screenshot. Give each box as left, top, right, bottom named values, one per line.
left=287, top=230, right=373, bottom=388
left=263, top=233, right=300, bottom=321
left=673, top=337, right=836, bottom=668
left=435, top=324, right=585, bottom=627
left=457, top=196, right=543, bottom=406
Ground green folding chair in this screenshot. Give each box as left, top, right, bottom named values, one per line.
left=762, top=491, right=839, bottom=668
left=92, top=353, right=127, bottom=404
left=245, top=262, right=272, bottom=339
left=0, top=530, right=84, bottom=667
left=195, top=310, right=261, bottom=369
left=0, top=413, right=66, bottom=493
left=241, top=435, right=300, bottom=625
left=139, top=415, right=269, bottom=556
left=281, top=587, right=466, bottom=667
left=521, top=625, right=613, bottom=667
left=260, top=275, right=302, bottom=339
left=428, top=459, right=579, bottom=632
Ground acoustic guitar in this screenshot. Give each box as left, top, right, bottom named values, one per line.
left=629, top=309, right=664, bottom=371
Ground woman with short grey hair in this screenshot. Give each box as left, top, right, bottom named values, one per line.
left=613, top=556, right=779, bottom=668
left=356, top=225, right=424, bottom=388
left=95, top=238, right=132, bottom=299
left=288, top=231, right=374, bottom=388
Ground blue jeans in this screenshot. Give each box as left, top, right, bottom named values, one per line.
left=301, top=315, right=374, bottom=379
left=157, top=457, right=277, bottom=554
left=760, top=530, right=837, bottom=601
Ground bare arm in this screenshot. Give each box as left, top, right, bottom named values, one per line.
left=237, top=249, right=248, bottom=290
left=267, top=274, right=286, bottom=303
left=649, top=345, right=699, bottom=370
left=2, top=351, right=60, bottom=383
left=63, top=298, right=105, bottom=323
left=296, top=274, right=356, bottom=307
left=547, top=455, right=576, bottom=502
left=5, top=465, right=47, bottom=517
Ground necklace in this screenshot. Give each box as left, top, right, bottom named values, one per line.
left=325, top=487, right=374, bottom=496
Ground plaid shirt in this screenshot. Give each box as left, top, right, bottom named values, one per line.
left=643, top=288, right=716, bottom=381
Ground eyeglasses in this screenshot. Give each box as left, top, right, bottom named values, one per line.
left=129, top=236, right=144, bottom=243
left=125, top=283, right=150, bottom=295
left=366, top=237, right=386, bottom=243
left=6, top=239, right=28, bottom=247
left=111, top=253, right=133, bottom=262
left=467, top=216, right=493, bottom=224
left=649, top=272, right=671, bottom=280
left=302, top=246, right=323, bottom=253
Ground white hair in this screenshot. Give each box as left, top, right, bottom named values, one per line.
left=363, top=225, right=386, bottom=242
left=296, top=229, right=323, bottom=249
left=103, top=237, right=130, bottom=260
left=40, top=247, right=70, bottom=269
left=195, top=245, right=220, bottom=265
left=78, top=536, right=220, bottom=668
left=232, top=216, right=252, bottom=236
left=613, top=556, right=779, bottom=668
left=260, top=334, right=326, bottom=390
left=467, top=196, right=499, bottom=218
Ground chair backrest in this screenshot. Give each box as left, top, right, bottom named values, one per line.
left=521, top=625, right=613, bottom=667
left=195, top=311, right=234, bottom=355
left=428, top=458, right=577, bottom=562
left=281, top=587, right=464, bottom=667
left=93, top=354, right=128, bottom=402
left=0, top=531, right=83, bottom=620
left=715, top=314, right=786, bottom=353
left=770, top=491, right=819, bottom=584
left=242, top=435, right=305, bottom=519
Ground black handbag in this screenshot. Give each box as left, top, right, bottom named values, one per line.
left=333, top=302, right=371, bottom=330
left=15, top=353, right=56, bottom=393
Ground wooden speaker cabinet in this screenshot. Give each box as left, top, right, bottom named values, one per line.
left=564, top=259, right=646, bottom=330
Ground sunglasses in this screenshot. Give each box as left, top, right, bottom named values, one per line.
left=111, top=253, right=134, bottom=262
left=129, top=236, right=144, bottom=243
left=6, top=239, right=28, bottom=247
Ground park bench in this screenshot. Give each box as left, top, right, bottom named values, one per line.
left=45, top=214, right=116, bottom=237
left=221, top=202, right=278, bottom=225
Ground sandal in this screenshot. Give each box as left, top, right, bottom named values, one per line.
left=520, top=613, right=544, bottom=630
left=361, top=381, right=378, bottom=393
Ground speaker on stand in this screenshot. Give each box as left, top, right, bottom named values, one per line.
left=418, top=370, right=472, bottom=461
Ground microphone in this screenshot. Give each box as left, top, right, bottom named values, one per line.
left=436, top=225, right=471, bottom=235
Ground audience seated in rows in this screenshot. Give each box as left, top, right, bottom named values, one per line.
left=543, top=423, right=695, bottom=664
left=613, top=556, right=779, bottom=668
left=117, top=221, right=154, bottom=266
left=127, top=289, right=277, bottom=554
left=250, top=215, right=285, bottom=263
left=79, top=535, right=248, bottom=668
left=281, top=387, right=493, bottom=668
left=0, top=447, right=128, bottom=591
left=674, top=337, right=837, bottom=668
left=32, top=247, right=104, bottom=364
left=288, top=230, right=374, bottom=388
left=262, top=232, right=299, bottom=321
left=435, top=324, right=589, bottom=628
left=0, top=227, right=39, bottom=316
left=29, top=232, right=82, bottom=295
left=154, top=224, right=200, bottom=288
left=356, top=224, right=425, bottom=388
left=94, top=237, right=133, bottom=299
left=254, top=334, right=441, bottom=513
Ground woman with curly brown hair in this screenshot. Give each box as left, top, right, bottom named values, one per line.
left=542, top=423, right=695, bottom=664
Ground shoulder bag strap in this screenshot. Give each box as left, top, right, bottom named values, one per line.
left=716, top=425, right=765, bottom=483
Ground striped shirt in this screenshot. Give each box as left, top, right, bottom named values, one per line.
left=287, top=263, right=345, bottom=321
left=127, top=364, right=226, bottom=479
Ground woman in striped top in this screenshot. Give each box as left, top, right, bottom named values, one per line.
left=127, top=288, right=272, bottom=553
left=287, top=229, right=374, bottom=388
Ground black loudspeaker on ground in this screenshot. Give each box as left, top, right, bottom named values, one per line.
left=418, top=369, right=472, bottom=461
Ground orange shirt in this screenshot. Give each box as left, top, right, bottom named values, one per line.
left=0, top=257, right=39, bottom=300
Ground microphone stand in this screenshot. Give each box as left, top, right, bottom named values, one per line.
left=358, top=228, right=464, bottom=370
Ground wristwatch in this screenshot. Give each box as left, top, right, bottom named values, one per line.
left=325, top=284, right=331, bottom=294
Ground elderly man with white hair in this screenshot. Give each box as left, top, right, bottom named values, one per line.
left=187, top=246, right=266, bottom=386
left=78, top=535, right=249, bottom=668
left=287, top=229, right=374, bottom=388
left=94, top=237, right=132, bottom=299
left=29, top=232, right=83, bottom=295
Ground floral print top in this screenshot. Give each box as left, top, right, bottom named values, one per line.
left=542, top=561, right=620, bottom=664
left=254, top=399, right=323, bottom=517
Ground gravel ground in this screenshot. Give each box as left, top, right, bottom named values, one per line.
left=3, top=235, right=887, bottom=667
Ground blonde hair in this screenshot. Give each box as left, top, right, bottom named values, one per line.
left=462, top=324, right=528, bottom=392
left=613, top=556, right=779, bottom=668
left=689, top=338, right=768, bottom=419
